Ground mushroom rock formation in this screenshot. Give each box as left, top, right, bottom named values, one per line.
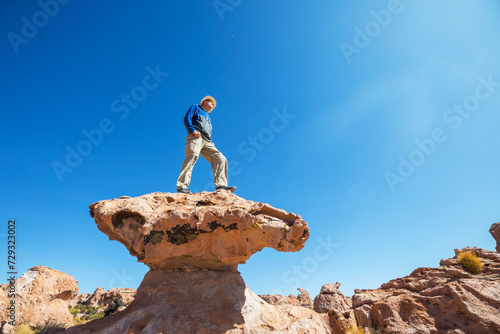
left=63, top=191, right=328, bottom=333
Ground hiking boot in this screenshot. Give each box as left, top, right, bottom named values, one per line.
left=177, top=188, right=192, bottom=194
left=215, top=186, right=236, bottom=192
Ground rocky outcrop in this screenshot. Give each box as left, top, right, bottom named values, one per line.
left=353, top=247, right=500, bottom=334
left=82, top=287, right=136, bottom=315
left=0, top=289, right=9, bottom=326
left=68, top=293, right=90, bottom=308
left=58, top=191, right=326, bottom=333
left=0, top=266, right=79, bottom=328
left=490, top=222, right=500, bottom=252
left=314, top=283, right=357, bottom=333
left=89, top=191, right=309, bottom=271
left=260, top=288, right=314, bottom=309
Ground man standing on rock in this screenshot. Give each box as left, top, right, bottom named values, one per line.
left=176, top=96, right=236, bottom=194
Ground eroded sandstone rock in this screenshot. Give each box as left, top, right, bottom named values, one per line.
left=353, top=247, right=500, bottom=334
left=313, top=283, right=357, bottom=334
left=260, top=288, right=314, bottom=309
left=490, top=222, right=500, bottom=252
left=89, top=191, right=309, bottom=271
left=62, top=270, right=330, bottom=334
left=0, top=289, right=9, bottom=326
left=83, top=287, right=136, bottom=315
left=0, top=266, right=79, bottom=328
left=68, top=293, right=90, bottom=308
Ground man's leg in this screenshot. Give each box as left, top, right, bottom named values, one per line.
left=200, top=142, right=228, bottom=189
left=176, top=134, right=203, bottom=191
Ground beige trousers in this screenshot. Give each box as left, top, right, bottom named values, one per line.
left=176, top=133, right=228, bottom=190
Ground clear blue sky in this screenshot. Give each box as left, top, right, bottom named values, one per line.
left=2, top=1, right=500, bottom=297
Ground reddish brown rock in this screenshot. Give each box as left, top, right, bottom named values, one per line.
left=0, top=289, right=9, bottom=325
left=62, top=270, right=330, bottom=334
left=259, top=288, right=313, bottom=309
left=490, top=222, right=500, bottom=252
left=0, top=266, right=79, bottom=328
left=89, top=191, right=309, bottom=271
left=353, top=247, right=500, bottom=334
left=313, top=283, right=357, bottom=334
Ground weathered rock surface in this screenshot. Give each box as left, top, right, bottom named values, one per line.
left=48, top=192, right=324, bottom=333
left=89, top=191, right=309, bottom=271
left=314, top=283, right=357, bottom=334
left=353, top=247, right=500, bottom=334
left=260, top=288, right=314, bottom=309
left=61, top=270, right=330, bottom=334
left=490, top=222, right=500, bottom=252
left=0, top=266, right=79, bottom=328
left=0, top=289, right=9, bottom=326
left=83, top=287, right=136, bottom=315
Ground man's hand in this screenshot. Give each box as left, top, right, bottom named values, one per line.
left=192, top=131, right=201, bottom=138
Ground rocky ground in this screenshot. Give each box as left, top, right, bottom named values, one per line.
left=1, top=193, right=498, bottom=334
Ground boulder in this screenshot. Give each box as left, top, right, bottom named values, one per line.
left=352, top=247, right=500, bottom=334
left=313, top=283, right=357, bottom=333
left=0, top=266, right=79, bottom=328
left=490, top=222, right=500, bottom=252
left=89, top=191, right=309, bottom=271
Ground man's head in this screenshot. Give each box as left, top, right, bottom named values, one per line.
left=200, top=96, right=216, bottom=113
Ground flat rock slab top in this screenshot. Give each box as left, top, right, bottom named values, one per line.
left=89, top=191, right=309, bottom=271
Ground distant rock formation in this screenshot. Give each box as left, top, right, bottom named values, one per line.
left=68, top=293, right=90, bottom=308
left=490, top=222, right=500, bottom=252
left=0, top=266, right=79, bottom=328
left=260, top=287, right=314, bottom=309
left=313, top=283, right=357, bottom=333
left=61, top=191, right=327, bottom=333
left=70, top=287, right=136, bottom=315
left=352, top=245, right=500, bottom=334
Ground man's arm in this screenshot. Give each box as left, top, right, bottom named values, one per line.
left=183, top=105, right=201, bottom=137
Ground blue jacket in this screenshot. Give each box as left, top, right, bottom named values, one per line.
left=183, top=104, right=212, bottom=142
